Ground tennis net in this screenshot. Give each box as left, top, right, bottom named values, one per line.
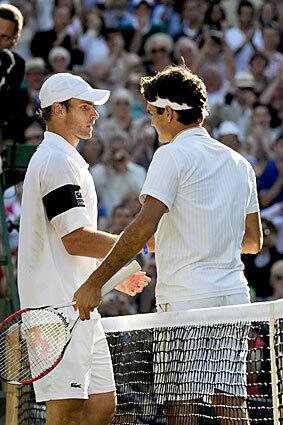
left=14, top=299, right=283, bottom=424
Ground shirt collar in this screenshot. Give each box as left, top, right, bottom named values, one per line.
left=40, top=131, right=89, bottom=168
left=171, top=126, right=209, bottom=144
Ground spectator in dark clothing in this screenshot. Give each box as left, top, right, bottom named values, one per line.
left=202, top=2, right=227, bottom=32
left=127, top=0, right=164, bottom=56
left=30, top=5, right=84, bottom=68
left=258, top=133, right=283, bottom=208
left=0, top=4, right=25, bottom=144
left=243, top=218, right=283, bottom=300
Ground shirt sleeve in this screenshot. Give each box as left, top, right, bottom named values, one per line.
left=41, top=152, right=92, bottom=238
left=247, top=166, right=260, bottom=214
left=139, top=147, right=179, bottom=210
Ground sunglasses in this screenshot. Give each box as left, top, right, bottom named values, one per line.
left=151, top=47, right=167, bottom=54
left=274, top=275, right=283, bottom=280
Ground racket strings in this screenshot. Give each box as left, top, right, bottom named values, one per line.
left=0, top=309, right=69, bottom=383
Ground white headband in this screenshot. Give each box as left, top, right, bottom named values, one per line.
left=148, top=97, right=193, bottom=110
left=148, top=96, right=209, bottom=116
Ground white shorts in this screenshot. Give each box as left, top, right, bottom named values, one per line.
left=33, top=319, right=116, bottom=402
left=155, top=293, right=250, bottom=401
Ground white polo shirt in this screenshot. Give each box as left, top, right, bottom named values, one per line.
left=18, top=131, right=99, bottom=319
left=140, top=127, right=259, bottom=304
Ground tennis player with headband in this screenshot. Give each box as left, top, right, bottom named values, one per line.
left=74, top=64, right=263, bottom=424
left=17, top=73, right=150, bottom=425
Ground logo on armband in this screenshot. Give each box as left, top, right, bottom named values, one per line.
left=74, top=190, right=85, bottom=206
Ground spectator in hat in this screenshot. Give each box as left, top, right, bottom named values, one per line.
left=22, top=57, right=46, bottom=120
left=226, top=70, right=257, bottom=140
left=217, top=120, right=256, bottom=166
left=48, top=46, right=71, bottom=74
left=218, top=120, right=241, bottom=152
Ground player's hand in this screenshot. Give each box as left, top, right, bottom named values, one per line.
left=115, top=272, right=151, bottom=296
left=73, top=278, right=101, bottom=321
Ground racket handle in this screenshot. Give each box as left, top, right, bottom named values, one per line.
left=101, top=260, right=141, bottom=296
left=69, top=260, right=141, bottom=309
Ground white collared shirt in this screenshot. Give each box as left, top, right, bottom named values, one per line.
left=140, top=127, right=259, bottom=304
left=18, top=131, right=99, bottom=318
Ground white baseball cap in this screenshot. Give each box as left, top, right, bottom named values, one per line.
left=218, top=121, right=239, bottom=137
left=39, top=73, right=110, bottom=108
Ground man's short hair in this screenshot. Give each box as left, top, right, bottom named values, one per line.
left=139, top=65, right=208, bottom=125
left=0, top=4, right=23, bottom=38
left=237, top=0, right=254, bottom=16
left=36, top=99, right=71, bottom=125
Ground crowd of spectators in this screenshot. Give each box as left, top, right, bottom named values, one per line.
left=1, top=0, right=283, bottom=316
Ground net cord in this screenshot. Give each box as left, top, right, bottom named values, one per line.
left=101, top=299, right=283, bottom=332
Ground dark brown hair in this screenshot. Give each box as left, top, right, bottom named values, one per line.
left=140, top=64, right=208, bottom=125
left=0, top=4, right=23, bottom=38
left=36, top=100, right=72, bottom=125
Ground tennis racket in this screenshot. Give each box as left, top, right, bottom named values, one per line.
left=0, top=260, right=141, bottom=385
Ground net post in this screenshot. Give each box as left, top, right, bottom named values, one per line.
left=269, top=302, right=280, bottom=424
left=5, top=384, right=19, bottom=425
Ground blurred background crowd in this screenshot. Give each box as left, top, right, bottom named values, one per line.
left=1, top=0, right=283, bottom=317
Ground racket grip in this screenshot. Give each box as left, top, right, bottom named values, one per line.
left=101, top=260, right=141, bottom=296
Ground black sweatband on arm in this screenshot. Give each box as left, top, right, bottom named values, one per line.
left=43, top=184, right=85, bottom=221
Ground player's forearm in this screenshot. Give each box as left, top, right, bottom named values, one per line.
left=146, top=235, right=155, bottom=252
left=88, top=213, right=158, bottom=289
left=62, top=227, right=119, bottom=258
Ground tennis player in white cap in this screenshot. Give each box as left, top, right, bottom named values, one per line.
left=18, top=73, right=149, bottom=425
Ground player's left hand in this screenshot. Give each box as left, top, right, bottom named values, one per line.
left=115, top=272, right=151, bottom=296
